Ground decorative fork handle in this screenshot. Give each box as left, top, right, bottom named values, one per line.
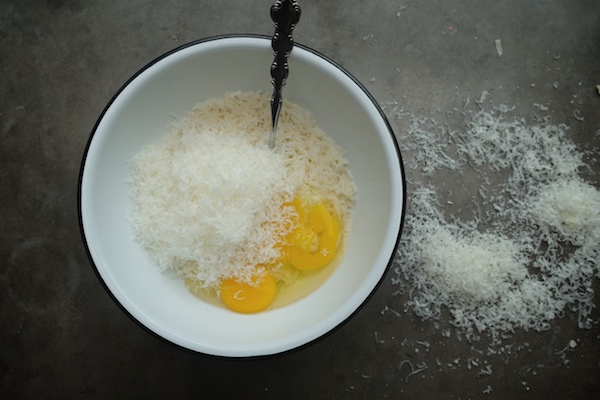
left=269, top=0, right=301, bottom=149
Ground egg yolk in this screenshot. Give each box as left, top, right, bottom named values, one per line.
left=220, top=273, right=277, bottom=313
left=283, top=200, right=340, bottom=271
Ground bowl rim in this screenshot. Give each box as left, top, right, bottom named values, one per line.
left=77, top=33, right=407, bottom=359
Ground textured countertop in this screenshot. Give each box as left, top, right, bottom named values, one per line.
left=1, top=1, right=599, bottom=399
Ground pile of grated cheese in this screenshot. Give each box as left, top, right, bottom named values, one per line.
left=129, top=91, right=356, bottom=290
left=386, top=101, right=600, bottom=343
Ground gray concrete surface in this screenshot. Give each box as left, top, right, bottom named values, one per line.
left=1, top=0, right=599, bottom=399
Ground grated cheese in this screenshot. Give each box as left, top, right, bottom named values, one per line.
left=420, top=217, right=528, bottom=303
left=528, top=179, right=600, bottom=247
left=129, top=91, right=356, bottom=290
left=388, top=101, right=600, bottom=343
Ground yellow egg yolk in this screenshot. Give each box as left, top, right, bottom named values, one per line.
left=283, top=199, right=340, bottom=271
left=220, top=273, right=277, bottom=313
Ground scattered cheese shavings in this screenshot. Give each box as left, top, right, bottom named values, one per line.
left=387, top=101, right=600, bottom=345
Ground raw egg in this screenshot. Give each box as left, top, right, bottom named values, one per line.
left=283, top=200, right=341, bottom=271
left=220, top=273, right=277, bottom=313
left=216, top=198, right=341, bottom=313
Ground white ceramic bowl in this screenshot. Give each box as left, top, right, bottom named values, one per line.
left=79, top=35, right=406, bottom=357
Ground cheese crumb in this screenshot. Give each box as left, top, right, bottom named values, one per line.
left=494, top=39, right=503, bottom=56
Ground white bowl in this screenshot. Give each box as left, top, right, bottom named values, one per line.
left=79, top=35, right=406, bottom=357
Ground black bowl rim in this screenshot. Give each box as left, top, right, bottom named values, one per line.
left=77, top=33, right=407, bottom=359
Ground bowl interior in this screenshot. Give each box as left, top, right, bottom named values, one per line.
left=80, top=36, right=405, bottom=357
